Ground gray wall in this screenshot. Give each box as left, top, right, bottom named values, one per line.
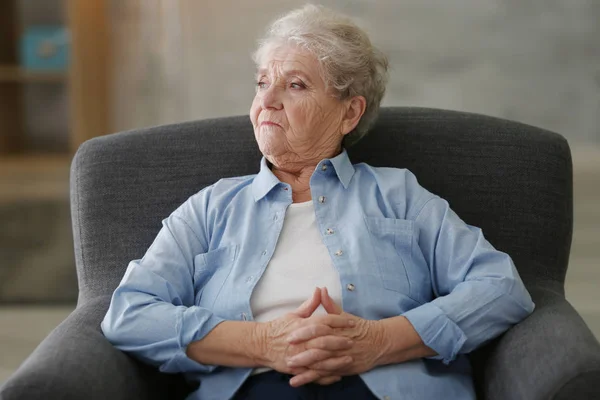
left=111, top=0, right=600, bottom=144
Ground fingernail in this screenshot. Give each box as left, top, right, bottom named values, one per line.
left=347, top=339, right=354, bottom=346
left=348, top=320, right=356, bottom=326
left=286, top=335, right=294, bottom=343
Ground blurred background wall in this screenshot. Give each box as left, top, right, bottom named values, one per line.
left=110, top=0, right=600, bottom=145
left=0, top=0, right=599, bottom=383
left=0, top=0, right=75, bottom=303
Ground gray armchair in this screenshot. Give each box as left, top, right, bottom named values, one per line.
left=2, top=107, right=599, bottom=400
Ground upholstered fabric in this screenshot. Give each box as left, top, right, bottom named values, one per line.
left=2, top=107, right=599, bottom=400
left=0, top=296, right=191, bottom=400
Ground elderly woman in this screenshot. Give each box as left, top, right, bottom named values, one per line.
left=101, top=5, right=534, bottom=400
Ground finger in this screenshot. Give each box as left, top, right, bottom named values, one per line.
left=314, top=314, right=355, bottom=329
left=309, top=355, right=353, bottom=372
left=287, top=348, right=333, bottom=368
left=304, top=335, right=353, bottom=351
left=295, top=287, right=321, bottom=317
left=287, top=366, right=309, bottom=376
left=289, top=369, right=323, bottom=387
left=287, top=317, right=354, bottom=343
left=320, top=287, right=342, bottom=314
left=287, top=324, right=332, bottom=344
left=315, top=375, right=342, bottom=386
left=293, top=287, right=321, bottom=318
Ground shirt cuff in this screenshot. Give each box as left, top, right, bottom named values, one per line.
left=161, top=306, right=226, bottom=373
left=402, top=302, right=467, bottom=364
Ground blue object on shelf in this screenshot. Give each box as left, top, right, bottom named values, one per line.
left=20, top=26, right=70, bottom=71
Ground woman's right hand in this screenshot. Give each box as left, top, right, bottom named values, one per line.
left=260, top=287, right=355, bottom=385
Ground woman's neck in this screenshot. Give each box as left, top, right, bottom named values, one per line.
left=271, top=165, right=313, bottom=203
left=268, top=147, right=342, bottom=203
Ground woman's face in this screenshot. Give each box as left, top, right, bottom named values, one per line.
left=250, top=45, right=348, bottom=162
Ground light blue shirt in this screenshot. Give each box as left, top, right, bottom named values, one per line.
left=101, top=149, right=535, bottom=400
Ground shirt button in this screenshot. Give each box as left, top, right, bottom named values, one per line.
left=262, top=250, right=267, bottom=256
left=335, top=249, right=343, bottom=256
left=241, top=313, right=248, bottom=321
left=326, top=228, right=334, bottom=235
left=346, top=283, right=355, bottom=291
left=273, top=214, right=278, bottom=221
left=321, top=164, right=328, bottom=171
left=318, top=196, right=326, bottom=203
left=246, top=276, right=253, bottom=284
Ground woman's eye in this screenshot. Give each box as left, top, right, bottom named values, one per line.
left=256, top=81, right=268, bottom=89
left=290, top=82, right=305, bottom=89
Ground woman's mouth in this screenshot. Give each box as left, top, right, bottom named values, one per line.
left=261, top=121, right=281, bottom=127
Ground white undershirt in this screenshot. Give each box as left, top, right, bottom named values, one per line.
left=250, top=200, right=343, bottom=374
left=250, top=200, right=343, bottom=323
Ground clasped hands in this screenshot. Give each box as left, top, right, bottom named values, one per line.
left=262, top=287, right=386, bottom=387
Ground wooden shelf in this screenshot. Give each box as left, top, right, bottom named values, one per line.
left=0, top=154, right=71, bottom=203
left=0, top=65, right=67, bottom=83
left=0, top=153, right=71, bottom=172
left=0, top=0, right=110, bottom=157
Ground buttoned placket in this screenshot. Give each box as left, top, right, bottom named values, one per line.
left=243, top=185, right=291, bottom=322
left=312, top=163, right=358, bottom=312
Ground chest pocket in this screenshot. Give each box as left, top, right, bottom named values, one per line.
left=365, top=216, right=414, bottom=297
left=193, top=245, right=238, bottom=309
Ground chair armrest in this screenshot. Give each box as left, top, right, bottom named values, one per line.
left=0, top=296, right=191, bottom=400
left=476, top=287, right=600, bottom=400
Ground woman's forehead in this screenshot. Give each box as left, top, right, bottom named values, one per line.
left=257, top=45, right=320, bottom=77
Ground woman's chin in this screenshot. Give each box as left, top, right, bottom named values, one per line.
left=257, top=140, right=287, bottom=158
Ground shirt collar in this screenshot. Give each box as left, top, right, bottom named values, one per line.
left=328, top=149, right=355, bottom=189
left=252, top=149, right=356, bottom=201
left=252, top=157, right=281, bottom=202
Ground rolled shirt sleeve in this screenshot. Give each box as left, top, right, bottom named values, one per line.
left=402, top=194, right=535, bottom=364
left=101, top=189, right=225, bottom=374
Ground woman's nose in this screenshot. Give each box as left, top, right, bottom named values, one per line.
left=260, top=85, right=283, bottom=110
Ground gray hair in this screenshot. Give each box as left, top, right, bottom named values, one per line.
left=253, top=4, right=389, bottom=147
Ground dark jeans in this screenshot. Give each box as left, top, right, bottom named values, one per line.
left=232, top=370, right=378, bottom=400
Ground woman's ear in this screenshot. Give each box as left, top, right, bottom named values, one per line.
left=341, top=96, right=367, bottom=136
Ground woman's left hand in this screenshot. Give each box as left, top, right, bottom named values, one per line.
left=285, top=287, right=387, bottom=387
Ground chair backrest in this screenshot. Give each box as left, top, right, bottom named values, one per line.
left=70, top=107, right=572, bottom=304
